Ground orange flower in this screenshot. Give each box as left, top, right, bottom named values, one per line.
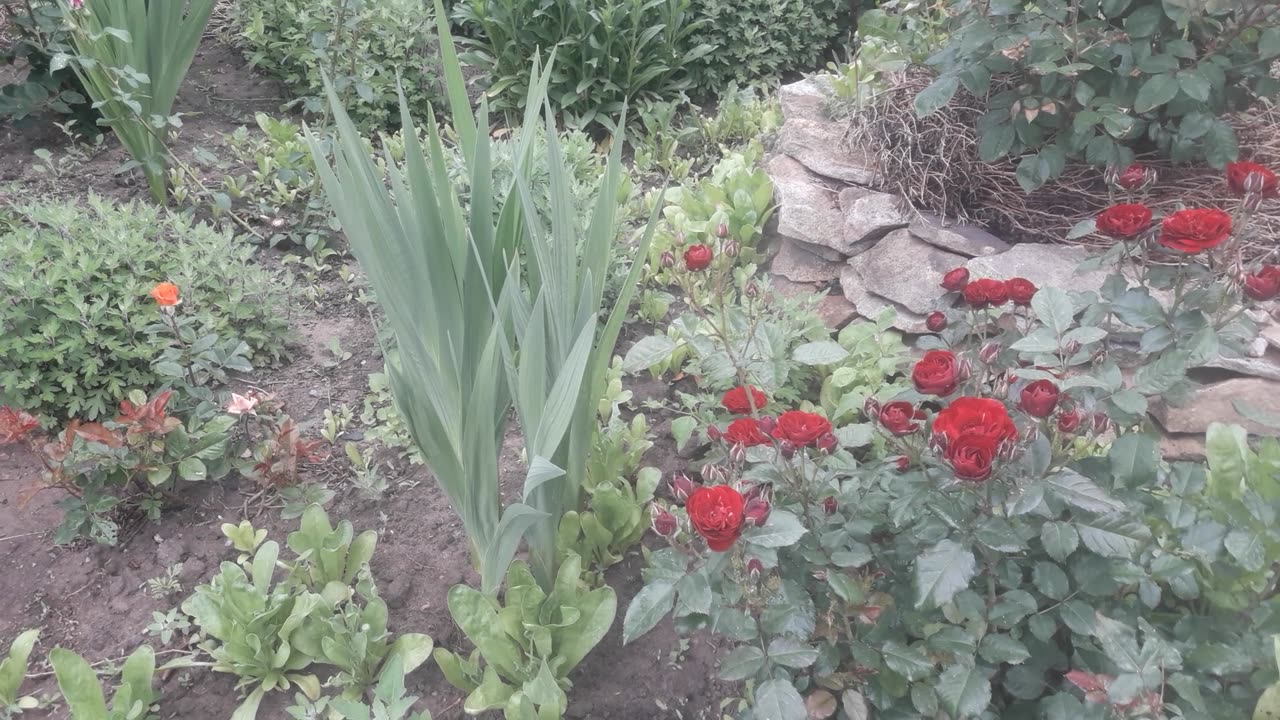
left=150, top=282, right=180, bottom=306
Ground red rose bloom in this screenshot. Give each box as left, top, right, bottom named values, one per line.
left=926, top=312, right=947, bottom=332
left=1020, top=380, right=1060, bottom=418
left=772, top=410, right=833, bottom=447
left=1057, top=409, right=1081, bottom=434
left=947, top=432, right=1000, bottom=482
left=895, top=457, right=911, bottom=473
left=1243, top=266, right=1280, bottom=302
left=1159, top=208, right=1232, bottom=254
left=1096, top=204, right=1153, bottom=239
left=684, top=244, right=714, bottom=271
left=686, top=485, right=745, bottom=551
left=1226, top=161, right=1278, bottom=198
left=1006, top=278, right=1038, bottom=306
left=150, top=281, right=181, bottom=306
left=879, top=402, right=925, bottom=435
left=963, top=278, right=1009, bottom=308
left=941, top=267, right=970, bottom=292
left=1116, top=163, right=1147, bottom=190
left=913, top=350, right=960, bottom=396
left=932, top=396, right=1018, bottom=446
left=722, top=385, right=767, bottom=415
left=724, top=418, right=770, bottom=447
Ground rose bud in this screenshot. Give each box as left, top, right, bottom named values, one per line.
left=779, top=441, right=796, bottom=460
left=1243, top=266, right=1280, bottom=302
left=716, top=222, right=730, bottom=238
left=1020, top=379, right=1060, bottom=418
left=671, top=473, right=696, bottom=502
left=879, top=402, right=924, bottom=435
left=674, top=230, right=686, bottom=245
left=979, top=342, right=1001, bottom=365
left=926, top=311, right=947, bottom=332
left=941, top=267, right=970, bottom=292
left=1115, top=163, right=1146, bottom=191
left=1103, top=164, right=1120, bottom=188
left=1063, top=339, right=1082, bottom=356
left=757, top=415, right=778, bottom=436
left=723, top=240, right=740, bottom=258
left=817, top=432, right=839, bottom=455
left=707, top=425, right=722, bottom=442
left=743, top=498, right=772, bottom=527
left=1092, top=412, right=1112, bottom=435
left=1245, top=192, right=1264, bottom=213
left=743, top=482, right=772, bottom=503
left=998, top=438, right=1019, bottom=463
left=822, top=496, right=838, bottom=515
left=660, top=250, right=676, bottom=268
left=729, top=442, right=747, bottom=465
left=683, top=244, right=713, bottom=271
left=895, top=457, right=910, bottom=473
left=1057, top=409, right=1081, bottom=434
left=651, top=504, right=678, bottom=537
left=746, top=557, right=763, bottom=583
left=1245, top=170, right=1267, bottom=195
left=702, top=464, right=728, bottom=484
left=744, top=282, right=761, bottom=298
left=1006, top=277, right=1037, bottom=306
left=864, top=396, right=881, bottom=419
left=956, top=357, right=972, bottom=383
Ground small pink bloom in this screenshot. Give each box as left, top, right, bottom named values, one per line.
left=226, top=393, right=259, bottom=416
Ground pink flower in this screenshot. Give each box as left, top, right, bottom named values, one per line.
left=226, top=393, right=259, bottom=416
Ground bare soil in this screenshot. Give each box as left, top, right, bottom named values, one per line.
left=0, top=36, right=729, bottom=720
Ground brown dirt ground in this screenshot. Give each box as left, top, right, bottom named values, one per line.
left=0, top=34, right=730, bottom=720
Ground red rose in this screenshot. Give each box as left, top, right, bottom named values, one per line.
left=651, top=504, right=678, bottom=537
left=1243, top=266, right=1280, bottom=301
left=772, top=410, right=833, bottom=447
left=894, top=457, right=910, bottom=473
left=1096, top=204, right=1153, bottom=239
left=743, top=498, right=771, bottom=527
left=947, top=432, right=1000, bottom=481
left=687, top=485, right=745, bottom=551
left=963, top=278, right=1009, bottom=308
left=932, top=396, right=1018, bottom=446
left=1226, top=161, right=1278, bottom=198
left=822, top=496, right=838, bottom=515
left=879, top=402, right=925, bottom=435
left=941, top=267, right=970, bottom=292
left=913, top=350, right=960, bottom=396
left=1005, top=278, right=1038, bottom=306
left=1056, top=409, right=1081, bottom=434
left=724, top=418, right=770, bottom=447
left=150, top=281, right=181, bottom=306
left=722, top=385, right=767, bottom=415
left=684, top=244, right=713, bottom=271
left=1020, top=380, right=1060, bottom=418
left=926, top=312, right=947, bottom=332
left=1159, top=208, right=1232, bottom=254
left=1116, top=163, right=1147, bottom=190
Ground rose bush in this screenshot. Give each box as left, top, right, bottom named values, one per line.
left=621, top=161, right=1280, bottom=719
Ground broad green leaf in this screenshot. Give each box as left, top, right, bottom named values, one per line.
left=1134, top=74, right=1179, bottom=113
left=622, top=581, right=675, bottom=644
left=1044, top=470, right=1124, bottom=513
left=622, top=335, right=676, bottom=373
left=881, top=641, right=933, bottom=680
left=1108, top=433, right=1158, bottom=487
left=1033, top=561, right=1071, bottom=600
left=719, top=646, right=765, bottom=681
left=0, top=629, right=39, bottom=703
left=1225, top=530, right=1266, bottom=573
left=768, top=638, right=819, bottom=669
left=936, top=663, right=992, bottom=718
left=915, top=75, right=959, bottom=117
left=1041, top=521, right=1080, bottom=562
left=916, top=539, right=976, bottom=608
left=755, top=679, right=807, bottom=720
left=1076, top=514, right=1152, bottom=558
left=1031, top=287, right=1074, bottom=336
left=793, top=340, right=850, bottom=366
left=744, top=510, right=807, bottom=548
left=979, top=634, right=1030, bottom=665
left=671, top=416, right=697, bottom=451
left=51, top=649, right=109, bottom=720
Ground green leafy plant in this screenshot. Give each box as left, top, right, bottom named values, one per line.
left=232, top=0, right=439, bottom=128
left=0, top=196, right=292, bottom=420
left=917, top=0, right=1280, bottom=190
left=50, top=644, right=157, bottom=720
left=58, top=0, right=216, bottom=199
left=329, top=656, right=433, bottom=720
left=0, top=0, right=92, bottom=124
left=0, top=630, right=40, bottom=718
left=431, top=554, right=615, bottom=718
left=286, top=504, right=378, bottom=593
left=456, top=0, right=712, bottom=128
left=682, top=0, right=852, bottom=95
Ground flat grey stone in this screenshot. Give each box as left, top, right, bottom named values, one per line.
left=790, top=237, right=849, bottom=262
left=964, top=244, right=1110, bottom=293
left=840, top=263, right=929, bottom=333
left=840, top=187, right=910, bottom=247
left=1149, top=376, right=1280, bottom=436
left=909, top=213, right=1011, bottom=258
left=778, top=119, right=876, bottom=185
left=1198, top=343, right=1280, bottom=382
left=768, top=155, right=849, bottom=255
left=779, top=77, right=829, bottom=122
left=771, top=238, right=845, bottom=283
left=846, top=229, right=966, bottom=315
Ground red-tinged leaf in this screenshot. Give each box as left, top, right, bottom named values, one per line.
left=0, top=406, right=41, bottom=444
left=1064, top=670, right=1110, bottom=693
left=72, top=421, right=124, bottom=448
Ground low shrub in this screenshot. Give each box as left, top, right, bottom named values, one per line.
left=0, top=196, right=292, bottom=420
left=455, top=0, right=711, bottom=128
left=916, top=0, right=1280, bottom=190
left=0, top=0, right=93, bottom=126
left=683, top=0, right=852, bottom=96
left=233, top=0, right=440, bottom=128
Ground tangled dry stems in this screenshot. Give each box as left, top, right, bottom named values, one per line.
left=847, top=68, right=1280, bottom=263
